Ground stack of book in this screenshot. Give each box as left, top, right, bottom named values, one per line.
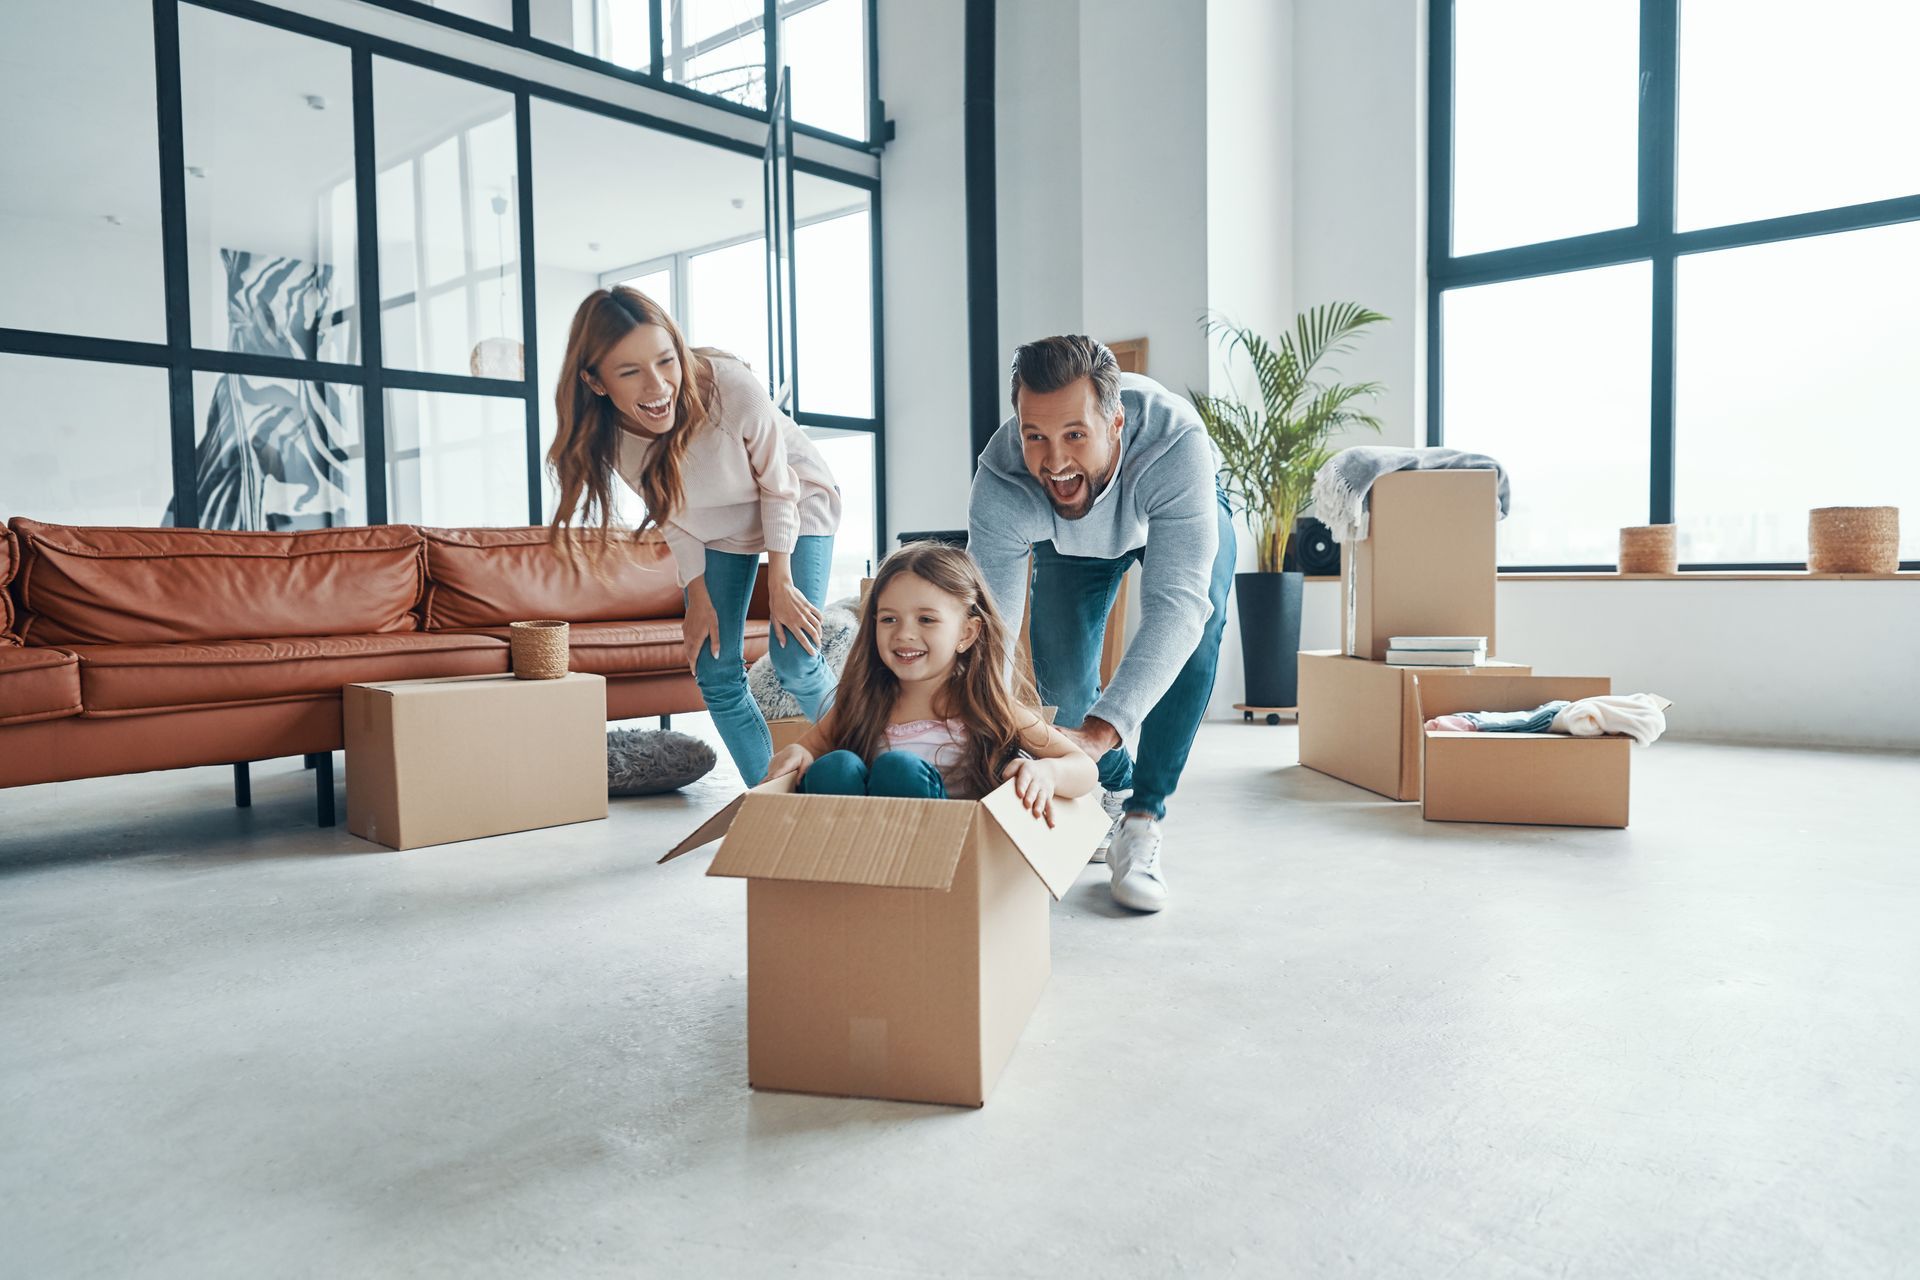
left=1385, top=636, right=1487, bottom=667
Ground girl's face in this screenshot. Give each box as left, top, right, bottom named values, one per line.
left=874, top=573, right=983, bottom=688
left=583, top=323, right=681, bottom=434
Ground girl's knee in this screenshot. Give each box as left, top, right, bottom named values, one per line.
left=868, top=751, right=946, bottom=799
left=800, top=750, right=868, bottom=795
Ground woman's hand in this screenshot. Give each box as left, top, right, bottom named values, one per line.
left=764, top=744, right=815, bottom=785
left=769, top=578, right=824, bottom=656
left=1001, top=757, right=1060, bottom=827
left=682, top=576, right=722, bottom=675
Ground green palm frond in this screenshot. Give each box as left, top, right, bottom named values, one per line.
left=1192, top=304, right=1387, bottom=572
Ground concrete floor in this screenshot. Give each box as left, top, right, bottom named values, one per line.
left=1, top=719, right=1915, bottom=1279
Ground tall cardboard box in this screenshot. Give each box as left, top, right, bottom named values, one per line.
left=1343, top=470, right=1500, bottom=660
left=766, top=716, right=812, bottom=754
left=1416, top=674, right=1631, bottom=828
left=663, top=775, right=1109, bottom=1107
left=1297, top=650, right=1531, bottom=801
left=345, top=673, right=608, bottom=850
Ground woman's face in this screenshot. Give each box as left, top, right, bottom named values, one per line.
left=873, top=573, right=982, bottom=689
left=584, top=323, right=681, bottom=434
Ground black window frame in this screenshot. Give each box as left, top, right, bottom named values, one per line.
left=1427, top=0, right=1920, bottom=572
left=0, top=0, right=886, bottom=568
left=359, top=0, right=888, bottom=155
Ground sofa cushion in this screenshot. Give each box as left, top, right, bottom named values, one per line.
left=1, top=523, right=18, bottom=642
left=455, top=619, right=771, bottom=677
left=421, top=527, right=684, bottom=630
left=71, top=632, right=508, bottom=717
left=11, top=519, right=425, bottom=647
left=0, top=646, right=82, bottom=725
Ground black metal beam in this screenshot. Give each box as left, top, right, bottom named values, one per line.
left=962, top=0, right=999, bottom=464
left=351, top=46, right=391, bottom=525
left=516, top=89, right=543, bottom=525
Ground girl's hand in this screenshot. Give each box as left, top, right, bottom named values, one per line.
left=1001, top=757, right=1059, bottom=827
left=769, top=580, right=824, bottom=656
left=764, top=744, right=814, bottom=785
left=683, top=576, right=722, bottom=675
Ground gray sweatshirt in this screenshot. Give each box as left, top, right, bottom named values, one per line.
left=967, top=372, right=1221, bottom=742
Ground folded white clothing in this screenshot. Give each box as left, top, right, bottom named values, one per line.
left=1388, top=635, right=1487, bottom=651
left=1550, top=693, right=1674, bottom=747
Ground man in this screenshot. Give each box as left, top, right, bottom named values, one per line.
left=968, top=336, right=1234, bottom=913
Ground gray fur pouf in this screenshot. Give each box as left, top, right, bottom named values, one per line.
left=747, top=596, right=862, bottom=720
left=606, top=729, right=717, bottom=796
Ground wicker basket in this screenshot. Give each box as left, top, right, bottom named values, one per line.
left=1618, top=524, right=1678, bottom=575
left=509, top=619, right=570, bottom=679
left=1808, top=507, right=1899, bottom=574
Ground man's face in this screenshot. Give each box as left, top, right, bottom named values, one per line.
left=1017, top=378, right=1124, bottom=519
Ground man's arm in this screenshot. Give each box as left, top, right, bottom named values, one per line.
left=1084, top=431, right=1220, bottom=743
left=967, top=467, right=1039, bottom=675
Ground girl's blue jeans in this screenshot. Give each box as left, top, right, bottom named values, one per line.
left=689, top=534, right=835, bottom=784
left=799, top=750, right=948, bottom=799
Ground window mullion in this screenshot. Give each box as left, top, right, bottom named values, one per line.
left=1642, top=0, right=1680, bottom=525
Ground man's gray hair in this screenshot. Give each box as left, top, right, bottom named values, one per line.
left=1009, top=335, right=1121, bottom=419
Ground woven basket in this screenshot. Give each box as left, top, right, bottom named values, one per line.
left=1808, top=507, right=1899, bottom=574
left=509, top=619, right=570, bottom=679
left=1618, top=524, right=1678, bottom=575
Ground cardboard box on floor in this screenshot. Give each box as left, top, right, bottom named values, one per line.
left=1298, top=650, right=1531, bottom=801
left=345, top=672, right=608, bottom=850
left=1342, top=469, right=1500, bottom=661
left=662, top=774, right=1109, bottom=1108
left=766, top=715, right=812, bottom=754
left=1416, top=674, right=1629, bottom=828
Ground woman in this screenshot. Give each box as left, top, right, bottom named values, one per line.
left=548, top=286, right=840, bottom=785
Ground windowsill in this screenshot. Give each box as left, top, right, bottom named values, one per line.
left=1496, top=571, right=1918, bottom=582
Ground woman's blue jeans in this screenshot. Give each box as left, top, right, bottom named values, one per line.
left=799, top=750, right=948, bottom=799
left=690, top=534, right=835, bottom=784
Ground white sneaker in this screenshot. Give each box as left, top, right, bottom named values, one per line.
left=1093, top=789, right=1129, bottom=864
left=1109, top=814, right=1167, bottom=913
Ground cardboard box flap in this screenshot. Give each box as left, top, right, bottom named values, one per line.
left=707, top=792, right=981, bottom=890
left=1413, top=674, right=1613, bottom=723
left=977, top=781, right=1108, bottom=901
left=659, top=773, right=799, bottom=864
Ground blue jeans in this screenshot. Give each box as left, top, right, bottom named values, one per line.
left=1027, top=488, right=1235, bottom=820
left=799, top=750, right=948, bottom=799
left=690, top=534, right=835, bottom=784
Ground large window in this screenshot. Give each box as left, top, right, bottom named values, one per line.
left=0, top=0, right=882, bottom=572
left=1431, top=0, right=1920, bottom=569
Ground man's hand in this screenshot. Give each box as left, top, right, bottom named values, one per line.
left=1059, top=717, right=1120, bottom=760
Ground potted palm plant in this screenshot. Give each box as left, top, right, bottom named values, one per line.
left=1194, top=304, right=1386, bottom=710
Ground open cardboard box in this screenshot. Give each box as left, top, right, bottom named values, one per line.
left=662, top=772, right=1109, bottom=1108
left=1298, top=651, right=1530, bottom=801
left=1415, top=674, right=1630, bottom=829
left=1342, top=469, right=1500, bottom=660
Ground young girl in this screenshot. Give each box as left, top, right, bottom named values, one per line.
left=548, top=286, right=840, bottom=786
left=766, top=543, right=1097, bottom=823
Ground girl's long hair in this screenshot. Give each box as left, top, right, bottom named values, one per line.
left=547, top=286, right=720, bottom=557
left=827, top=543, right=1040, bottom=800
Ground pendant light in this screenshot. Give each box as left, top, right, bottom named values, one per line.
left=469, top=193, right=524, bottom=379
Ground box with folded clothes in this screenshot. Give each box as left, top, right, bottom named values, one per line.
left=1414, top=674, right=1631, bottom=829
left=1298, top=650, right=1531, bottom=801
left=1341, top=470, right=1500, bottom=661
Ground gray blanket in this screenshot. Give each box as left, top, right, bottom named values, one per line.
left=1310, top=445, right=1511, bottom=543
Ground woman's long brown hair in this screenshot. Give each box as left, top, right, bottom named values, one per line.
left=547, top=286, right=719, bottom=557
left=826, top=543, right=1040, bottom=800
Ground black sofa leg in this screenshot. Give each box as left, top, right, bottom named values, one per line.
left=233, top=762, right=251, bottom=808
left=303, top=752, right=320, bottom=770
left=315, top=752, right=336, bottom=828
left=659, top=714, right=672, bottom=730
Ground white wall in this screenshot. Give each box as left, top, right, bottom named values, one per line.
left=875, top=0, right=972, bottom=542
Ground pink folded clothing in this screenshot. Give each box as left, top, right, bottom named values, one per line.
left=1424, top=714, right=1478, bottom=733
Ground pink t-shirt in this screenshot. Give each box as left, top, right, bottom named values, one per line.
left=883, top=718, right=971, bottom=795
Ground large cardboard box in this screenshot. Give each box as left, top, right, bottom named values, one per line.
left=766, top=716, right=812, bottom=754
left=1343, top=469, right=1500, bottom=660
left=663, top=774, right=1109, bottom=1107
left=345, top=672, right=609, bottom=850
left=1297, top=650, right=1531, bottom=801
left=1416, top=674, right=1630, bottom=828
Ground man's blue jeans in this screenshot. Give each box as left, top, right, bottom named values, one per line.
left=799, top=750, right=948, bottom=798
left=690, top=534, right=835, bottom=785
left=1027, top=488, right=1234, bottom=820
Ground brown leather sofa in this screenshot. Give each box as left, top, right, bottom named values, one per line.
left=0, top=518, right=768, bottom=824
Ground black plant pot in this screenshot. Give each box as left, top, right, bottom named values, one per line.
left=1235, top=571, right=1305, bottom=708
